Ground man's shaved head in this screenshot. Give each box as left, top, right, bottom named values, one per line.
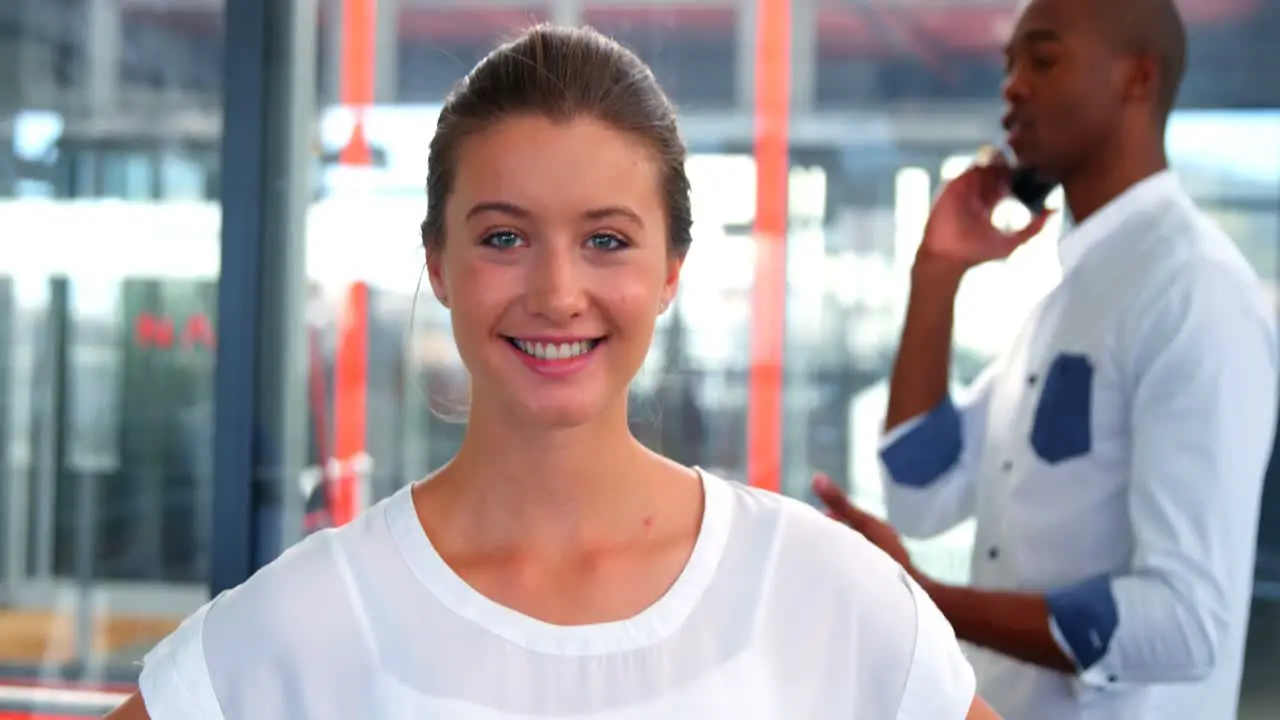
left=1002, top=0, right=1189, bottom=183
left=1093, top=0, right=1188, bottom=119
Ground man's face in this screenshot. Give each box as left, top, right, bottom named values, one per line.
left=1001, top=0, right=1127, bottom=181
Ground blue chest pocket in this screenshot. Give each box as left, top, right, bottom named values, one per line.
left=1030, top=353, right=1094, bottom=464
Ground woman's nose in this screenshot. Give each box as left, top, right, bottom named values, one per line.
left=526, top=244, right=588, bottom=321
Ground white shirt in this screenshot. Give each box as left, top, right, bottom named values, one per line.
left=880, top=170, right=1278, bottom=720
left=138, top=470, right=977, bottom=719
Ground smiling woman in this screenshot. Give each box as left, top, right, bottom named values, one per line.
left=104, top=24, right=989, bottom=720
left=425, top=112, right=679, bottom=429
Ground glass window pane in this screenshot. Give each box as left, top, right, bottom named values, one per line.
left=291, top=1, right=1280, bottom=716
left=0, top=0, right=221, bottom=713
left=101, top=149, right=155, bottom=199
left=159, top=150, right=210, bottom=200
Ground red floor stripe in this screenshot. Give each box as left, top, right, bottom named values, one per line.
left=0, top=714, right=96, bottom=720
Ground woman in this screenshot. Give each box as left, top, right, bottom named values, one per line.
left=108, top=24, right=999, bottom=719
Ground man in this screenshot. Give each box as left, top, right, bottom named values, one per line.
left=816, top=0, right=1278, bottom=718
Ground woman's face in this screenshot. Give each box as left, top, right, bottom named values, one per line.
left=428, top=115, right=682, bottom=429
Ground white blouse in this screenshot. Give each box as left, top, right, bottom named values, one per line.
left=138, top=471, right=976, bottom=718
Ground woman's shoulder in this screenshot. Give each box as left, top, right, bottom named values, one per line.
left=138, top=502, right=399, bottom=718
left=207, top=526, right=363, bottom=639
left=708, top=476, right=975, bottom=718
left=711, top=474, right=909, bottom=593
left=208, top=491, right=405, bottom=630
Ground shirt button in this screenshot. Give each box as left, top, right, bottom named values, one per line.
left=1002, top=460, right=1013, bottom=472
left=1108, top=674, right=1119, bottom=683
left=987, top=546, right=1000, bottom=560
left=1027, top=374, right=1039, bottom=386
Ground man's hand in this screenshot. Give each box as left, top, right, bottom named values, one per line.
left=813, top=475, right=1077, bottom=674
left=916, top=153, right=1050, bottom=275
left=813, top=474, right=920, bottom=581
left=103, top=694, right=150, bottom=720
left=968, top=695, right=1004, bottom=719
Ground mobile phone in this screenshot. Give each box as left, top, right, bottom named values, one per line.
left=1009, top=165, right=1057, bottom=215
left=977, top=143, right=1059, bottom=214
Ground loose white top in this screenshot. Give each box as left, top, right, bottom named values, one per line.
left=139, top=470, right=976, bottom=719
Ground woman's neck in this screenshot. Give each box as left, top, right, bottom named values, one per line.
left=423, top=402, right=694, bottom=554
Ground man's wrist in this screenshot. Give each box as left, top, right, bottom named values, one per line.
left=910, top=254, right=967, bottom=294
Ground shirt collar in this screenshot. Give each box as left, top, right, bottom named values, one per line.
left=1057, top=169, right=1184, bottom=273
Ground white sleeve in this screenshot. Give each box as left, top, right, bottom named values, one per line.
left=879, top=362, right=998, bottom=539
left=1046, top=259, right=1278, bottom=689
left=137, top=596, right=227, bottom=720
left=894, top=576, right=977, bottom=720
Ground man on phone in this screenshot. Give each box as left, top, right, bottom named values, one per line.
left=816, top=0, right=1278, bottom=719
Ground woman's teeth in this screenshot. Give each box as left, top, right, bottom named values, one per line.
left=511, top=338, right=600, bottom=360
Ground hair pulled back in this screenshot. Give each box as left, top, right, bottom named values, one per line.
left=421, top=24, right=693, bottom=258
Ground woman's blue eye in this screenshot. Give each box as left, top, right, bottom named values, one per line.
left=482, top=231, right=523, bottom=249
left=587, top=233, right=626, bottom=251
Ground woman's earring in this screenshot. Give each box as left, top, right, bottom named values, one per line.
left=658, top=299, right=670, bottom=314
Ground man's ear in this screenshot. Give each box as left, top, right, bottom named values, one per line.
left=1122, top=52, right=1159, bottom=106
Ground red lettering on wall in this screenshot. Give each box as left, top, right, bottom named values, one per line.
left=182, top=314, right=216, bottom=349
left=134, top=314, right=175, bottom=349
left=134, top=313, right=215, bottom=349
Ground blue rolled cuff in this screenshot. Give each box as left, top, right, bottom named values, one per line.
left=879, top=396, right=963, bottom=488
left=1046, top=574, right=1119, bottom=671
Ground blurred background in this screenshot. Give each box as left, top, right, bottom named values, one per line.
left=0, top=0, right=1278, bottom=716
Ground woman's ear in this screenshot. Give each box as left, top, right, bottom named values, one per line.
left=426, top=244, right=449, bottom=308
left=659, top=255, right=684, bottom=314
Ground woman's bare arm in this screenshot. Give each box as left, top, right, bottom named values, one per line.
left=966, top=695, right=1003, bottom=719
left=103, top=693, right=150, bottom=719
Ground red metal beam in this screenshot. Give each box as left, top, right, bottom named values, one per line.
left=125, top=0, right=1260, bottom=56
left=398, top=7, right=547, bottom=42
left=861, top=3, right=949, bottom=74
left=330, top=282, right=369, bottom=526
left=582, top=5, right=734, bottom=30
left=748, top=0, right=790, bottom=493
left=0, top=704, right=118, bottom=719
left=338, top=0, right=376, bottom=165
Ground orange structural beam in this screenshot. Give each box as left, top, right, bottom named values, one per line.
left=331, top=282, right=369, bottom=526
left=339, top=0, right=377, bottom=166
left=330, top=0, right=377, bottom=524
left=747, top=0, right=791, bottom=493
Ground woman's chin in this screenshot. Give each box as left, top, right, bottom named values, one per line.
left=468, top=358, right=634, bottom=430
left=519, top=395, right=617, bottom=430
left=484, top=381, right=624, bottom=430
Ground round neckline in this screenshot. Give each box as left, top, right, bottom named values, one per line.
left=385, top=467, right=732, bottom=657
